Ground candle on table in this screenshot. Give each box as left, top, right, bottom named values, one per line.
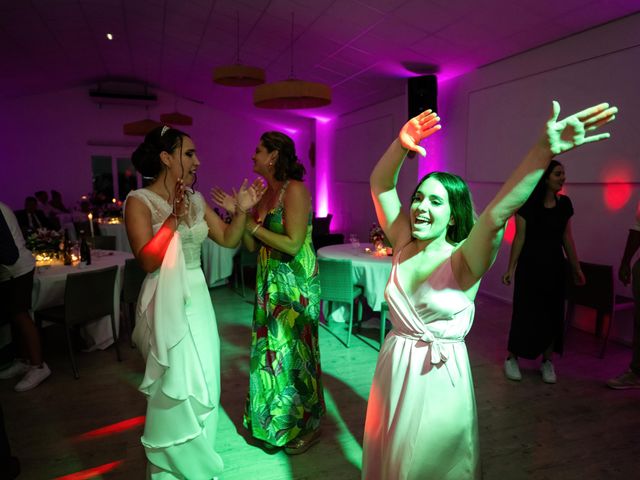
left=88, top=212, right=95, bottom=237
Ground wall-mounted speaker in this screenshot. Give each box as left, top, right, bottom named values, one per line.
left=408, top=75, right=438, bottom=119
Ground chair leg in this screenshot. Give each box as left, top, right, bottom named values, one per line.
left=380, top=308, right=387, bottom=350
left=64, top=326, right=79, bottom=379
left=129, top=303, right=136, bottom=348
left=240, top=266, right=246, bottom=298
left=600, top=313, right=613, bottom=359
left=110, top=314, right=122, bottom=362
left=346, top=300, right=353, bottom=348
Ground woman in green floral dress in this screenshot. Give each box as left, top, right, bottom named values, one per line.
left=214, top=131, right=325, bottom=454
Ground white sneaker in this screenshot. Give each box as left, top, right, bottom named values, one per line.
left=540, top=360, right=557, bottom=384
left=14, top=363, right=51, bottom=392
left=504, top=357, right=522, bottom=381
left=0, top=360, right=30, bottom=380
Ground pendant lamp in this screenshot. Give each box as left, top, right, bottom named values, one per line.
left=123, top=118, right=163, bottom=136
left=159, top=111, right=193, bottom=125
left=213, top=13, right=265, bottom=87
left=253, top=13, right=331, bottom=109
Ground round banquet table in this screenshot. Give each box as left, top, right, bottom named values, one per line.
left=317, top=243, right=392, bottom=322
left=97, top=222, right=131, bottom=253
left=201, top=238, right=238, bottom=288
left=32, top=250, right=133, bottom=351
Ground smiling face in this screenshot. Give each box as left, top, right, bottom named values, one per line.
left=162, top=135, right=200, bottom=186
left=545, top=165, right=566, bottom=193
left=410, top=177, right=453, bottom=242
left=251, top=140, right=277, bottom=177
left=545, top=164, right=566, bottom=194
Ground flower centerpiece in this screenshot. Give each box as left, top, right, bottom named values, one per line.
left=25, top=228, right=64, bottom=265
left=369, top=223, right=389, bottom=254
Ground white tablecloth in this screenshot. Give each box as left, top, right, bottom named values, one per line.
left=317, top=243, right=392, bottom=322
left=32, top=250, right=133, bottom=350
left=201, top=238, right=238, bottom=287
left=97, top=222, right=131, bottom=253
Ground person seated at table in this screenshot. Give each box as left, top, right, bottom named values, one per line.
left=125, top=125, right=264, bottom=479
left=361, top=100, right=617, bottom=480
left=0, top=202, right=51, bottom=392
left=15, top=196, right=53, bottom=237
left=50, top=190, right=69, bottom=213
left=34, top=191, right=60, bottom=230
left=212, top=131, right=325, bottom=454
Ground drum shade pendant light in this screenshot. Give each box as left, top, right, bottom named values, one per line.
left=254, top=13, right=331, bottom=109
left=213, top=13, right=265, bottom=87
left=123, top=118, right=163, bottom=136
left=160, top=97, right=193, bottom=126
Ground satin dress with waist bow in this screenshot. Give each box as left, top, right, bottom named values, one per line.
left=362, top=244, right=480, bottom=480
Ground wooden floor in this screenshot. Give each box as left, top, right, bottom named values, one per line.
left=1, top=286, right=639, bottom=480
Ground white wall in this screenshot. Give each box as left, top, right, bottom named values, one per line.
left=334, top=13, right=640, bottom=342
left=329, top=95, right=420, bottom=241
left=437, top=14, right=640, bottom=341
left=0, top=86, right=314, bottom=212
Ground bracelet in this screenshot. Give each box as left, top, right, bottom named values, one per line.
left=234, top=199, right=248, bottom=214
left=250, top=223, right=260, bottom=235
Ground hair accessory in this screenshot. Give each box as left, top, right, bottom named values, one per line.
left=161, top=125, right=170, bottom=137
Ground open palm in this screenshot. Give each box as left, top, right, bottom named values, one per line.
left=545, top=100, right=617, bottom=155
left=399, top=109, right=442, bottom=157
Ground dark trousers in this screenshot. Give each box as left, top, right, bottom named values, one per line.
left=630, top=260, right=640, bottom=375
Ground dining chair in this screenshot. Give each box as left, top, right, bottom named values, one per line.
left=122, top=258, right=147, bottom=347
left=92, top=235, right=117, bottom=251
left=233, top=247, right=258, bottom=299
left=35, top=265, right=122, bottom=378
left=565, top=261, right=635, bottom=358
left=318, top=258, right=364, bottom=347
left=379, top=300, right=390, bottom=350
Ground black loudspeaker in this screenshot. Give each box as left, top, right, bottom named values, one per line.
left=408, top=75, right=438, bottom=119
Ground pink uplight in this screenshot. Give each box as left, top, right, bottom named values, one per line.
left=604, top=183, right=632, bottom=211
left=76, top=415, right=146, bottom=441
left=602, top=165, right=633, bottom=211
left=54, top=461, right=123, bottom=480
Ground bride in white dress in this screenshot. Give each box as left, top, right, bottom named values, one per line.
left=125, top=125, right=264, bottom=479
left=362, top=101, right=617, bottom=480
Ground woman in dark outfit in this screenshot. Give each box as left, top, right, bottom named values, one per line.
left=502, top=160, right=585, bottom=383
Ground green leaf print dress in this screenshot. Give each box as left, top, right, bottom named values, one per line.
left=243, top=181, right=325, bottom=446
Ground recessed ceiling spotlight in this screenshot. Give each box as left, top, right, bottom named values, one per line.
left=106, top=33, right=113, bottom=40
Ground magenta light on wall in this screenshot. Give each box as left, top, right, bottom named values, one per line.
left=314, top=118, right=334, bottom=221
left=602, top=162, right=633, bottom=211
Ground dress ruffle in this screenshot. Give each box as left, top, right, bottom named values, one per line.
left=132, top=232, right=223, bottom=478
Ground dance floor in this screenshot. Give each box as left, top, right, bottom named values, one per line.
left=1, top=286, right=639, bottom=479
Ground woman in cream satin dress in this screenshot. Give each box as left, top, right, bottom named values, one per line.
left=362, top=100, right=618, bottom=479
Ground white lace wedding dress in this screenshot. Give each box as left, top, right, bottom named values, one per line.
left=127, top=189, right=223, bottom=479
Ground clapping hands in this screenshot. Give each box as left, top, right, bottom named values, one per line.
left=210, top=178, right=266, bottom=215
left=399, top=109, right=442, bottom=157
left=544, top=100, right=617, bottom=156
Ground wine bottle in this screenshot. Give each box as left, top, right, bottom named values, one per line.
left=80, top=232, right=92, bottom=266
left=62, top=229, right=72, bottom=265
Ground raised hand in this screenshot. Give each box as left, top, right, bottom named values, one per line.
left=544, top=100, right=617, bottom=155
left=173, top=179, right=189, bottom=220
left=210, top=186, right=236, bottom=214
left=398, top=109, right=442, bottom=157
left=235, top=177, right=266, bottom=212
